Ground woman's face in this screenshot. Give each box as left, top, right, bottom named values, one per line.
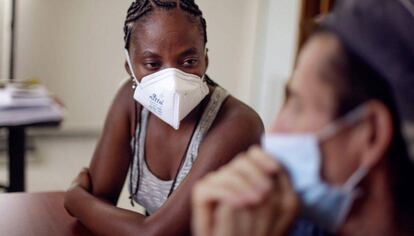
left=270, top=33, right=362, bottom=185
left=127, top=9, right=208, bottom=81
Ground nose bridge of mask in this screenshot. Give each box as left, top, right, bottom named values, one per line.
left=317, top=104, right=368, bottom=142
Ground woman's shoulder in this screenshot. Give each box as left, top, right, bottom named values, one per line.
left=107, top=78, right=141, bottom=136
left=223, top=95, right=262, bottom=126
left=114, top=78, right=135, bottom=105
left=208, top=89, right=264, bottom=141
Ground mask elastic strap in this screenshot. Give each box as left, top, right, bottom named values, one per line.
left=124, top=49, right=139, bottom=85
left=200, top=47, right=208, bottom=83
left=343, top=165, right=369, bottom=192
left=201, top=74, right=207, bottom=83
left=318, top=104, right=368, bottom=142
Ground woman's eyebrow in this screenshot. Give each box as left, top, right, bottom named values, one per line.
left=179, top=47, right=199, bottom=57
left=141, top=50, right=160, bottom=58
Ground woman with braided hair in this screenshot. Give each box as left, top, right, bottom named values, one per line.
left=64, top=0, right=264, bottom=235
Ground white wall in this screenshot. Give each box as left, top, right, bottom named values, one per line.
left=252, top=0, right=302, bottom=128
left=198, top=0, right=261, bottom=103
left=16, top=0, right=132, bottom=131
left=0, top=0, right=12, bottom=80
left=15, top=0, right=301, bottom=132
left=0, top=0, right=3, bottom=77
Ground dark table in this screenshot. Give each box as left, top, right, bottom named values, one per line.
left=0, top=192, right=92, bottom=236
left=1, top=121, right=61, bottom=192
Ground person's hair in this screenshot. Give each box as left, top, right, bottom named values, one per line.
left=123, top=0, right=207, bottom=50
left=317, top=30, right=414, bottom=233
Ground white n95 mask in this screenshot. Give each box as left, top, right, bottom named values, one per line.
left=125, top=50, right=209, bottom=130
left=262, top=105, right=369, bottom=233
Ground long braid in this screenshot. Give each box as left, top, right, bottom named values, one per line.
left=123, top=0, right=207, bottom=50
left=180, top=0, right=202, bottom=15
left=153, top=0, right=177, bottom=8
left=180, top=0, right=207, bottom=44
left=123, top=0, right=152, bottom=49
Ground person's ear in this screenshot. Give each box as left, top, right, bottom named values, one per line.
left=355, top=101, right=393, bottom=169
left=125, top=61, right=132, bottom=77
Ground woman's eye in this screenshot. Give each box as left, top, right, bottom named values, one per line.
left=143, top=62, right=161, bottom=70
left=183, top=59, right=198, bottom=67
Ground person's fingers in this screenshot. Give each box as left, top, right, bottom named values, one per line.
left=194, top=171, right=250, bottom=206
left=192, top=181, right=215, bottom=236
left=228, top=154, right=274, bottom=194
left=212, top=204, right=237, bottom=236
left=209, top=162, right=276, bottom=208
left=193, top=147, right=299, bottom=236
left=253, top=197, right=277, bottom=236
left=237, top=207, right=258, bottom=236
left=269, top=166, right=300, bottom=236
left=247, top=146, right=280, bottom=174
left=192, top=170, right=249, bottom=236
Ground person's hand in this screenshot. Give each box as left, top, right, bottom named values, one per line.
left=68, top=167, right=92, bottom=192
left=192, top=146, right=299, bottom=236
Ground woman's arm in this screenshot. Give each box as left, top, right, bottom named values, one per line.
left=87, top=80, right=136, bottom=204
left=65, top=93, right=264, bottom=236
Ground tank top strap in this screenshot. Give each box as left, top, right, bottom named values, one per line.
left=172, top=86, right=229, bottom=190
left=188, top=86, right=229, bottom=162
left=130, top=107, right=150, bottom=195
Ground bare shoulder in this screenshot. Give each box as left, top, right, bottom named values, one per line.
left=199, top=94, right=264, bottom=166
left=105, top=79, right=141, bottom=135
left=210, top=95, right=264, bottom=138
left=112, top=79, right=135, bottom=109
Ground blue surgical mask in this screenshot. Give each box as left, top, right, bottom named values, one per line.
left=262, top=105, right=369, bottom=233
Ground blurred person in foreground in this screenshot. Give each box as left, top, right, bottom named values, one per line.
left=192, top=0, right=414, bottom=235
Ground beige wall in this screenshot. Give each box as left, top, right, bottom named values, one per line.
left=16, top=0, right=133, bottom=131
left=0, top=0, right=12, bottom=80
left=198, top=0, right=261, bottom=103
left=0, top=0, right=3, bottom=78
left=15, top=0, right=300, bottom=132
left=253, top=0, right=302, bottom=127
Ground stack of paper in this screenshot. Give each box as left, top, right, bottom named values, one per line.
left=0, top=82, right=64, bottom=126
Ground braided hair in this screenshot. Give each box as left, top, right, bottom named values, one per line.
left=123, top=0, right=207, bottom=50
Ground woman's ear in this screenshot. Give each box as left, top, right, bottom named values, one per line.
left=359, top=101, right=394, bottom=169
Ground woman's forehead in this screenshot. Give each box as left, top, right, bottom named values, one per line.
left=130, top=9, right=204, bottom=52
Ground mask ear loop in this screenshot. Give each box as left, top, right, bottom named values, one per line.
left=316, top=103, right=370, bottom=192
left=343, top=165, right=369, bottom=192
left=125, top=49, right=139, bottom=89
left=200, top=47, right=209, bottom=83
left=317, top=104, right=368, bottom=142
left=328, top=164, right=369, bottom=233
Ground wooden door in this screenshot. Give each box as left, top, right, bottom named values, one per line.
left=297, top=0, right=336, bottom=55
